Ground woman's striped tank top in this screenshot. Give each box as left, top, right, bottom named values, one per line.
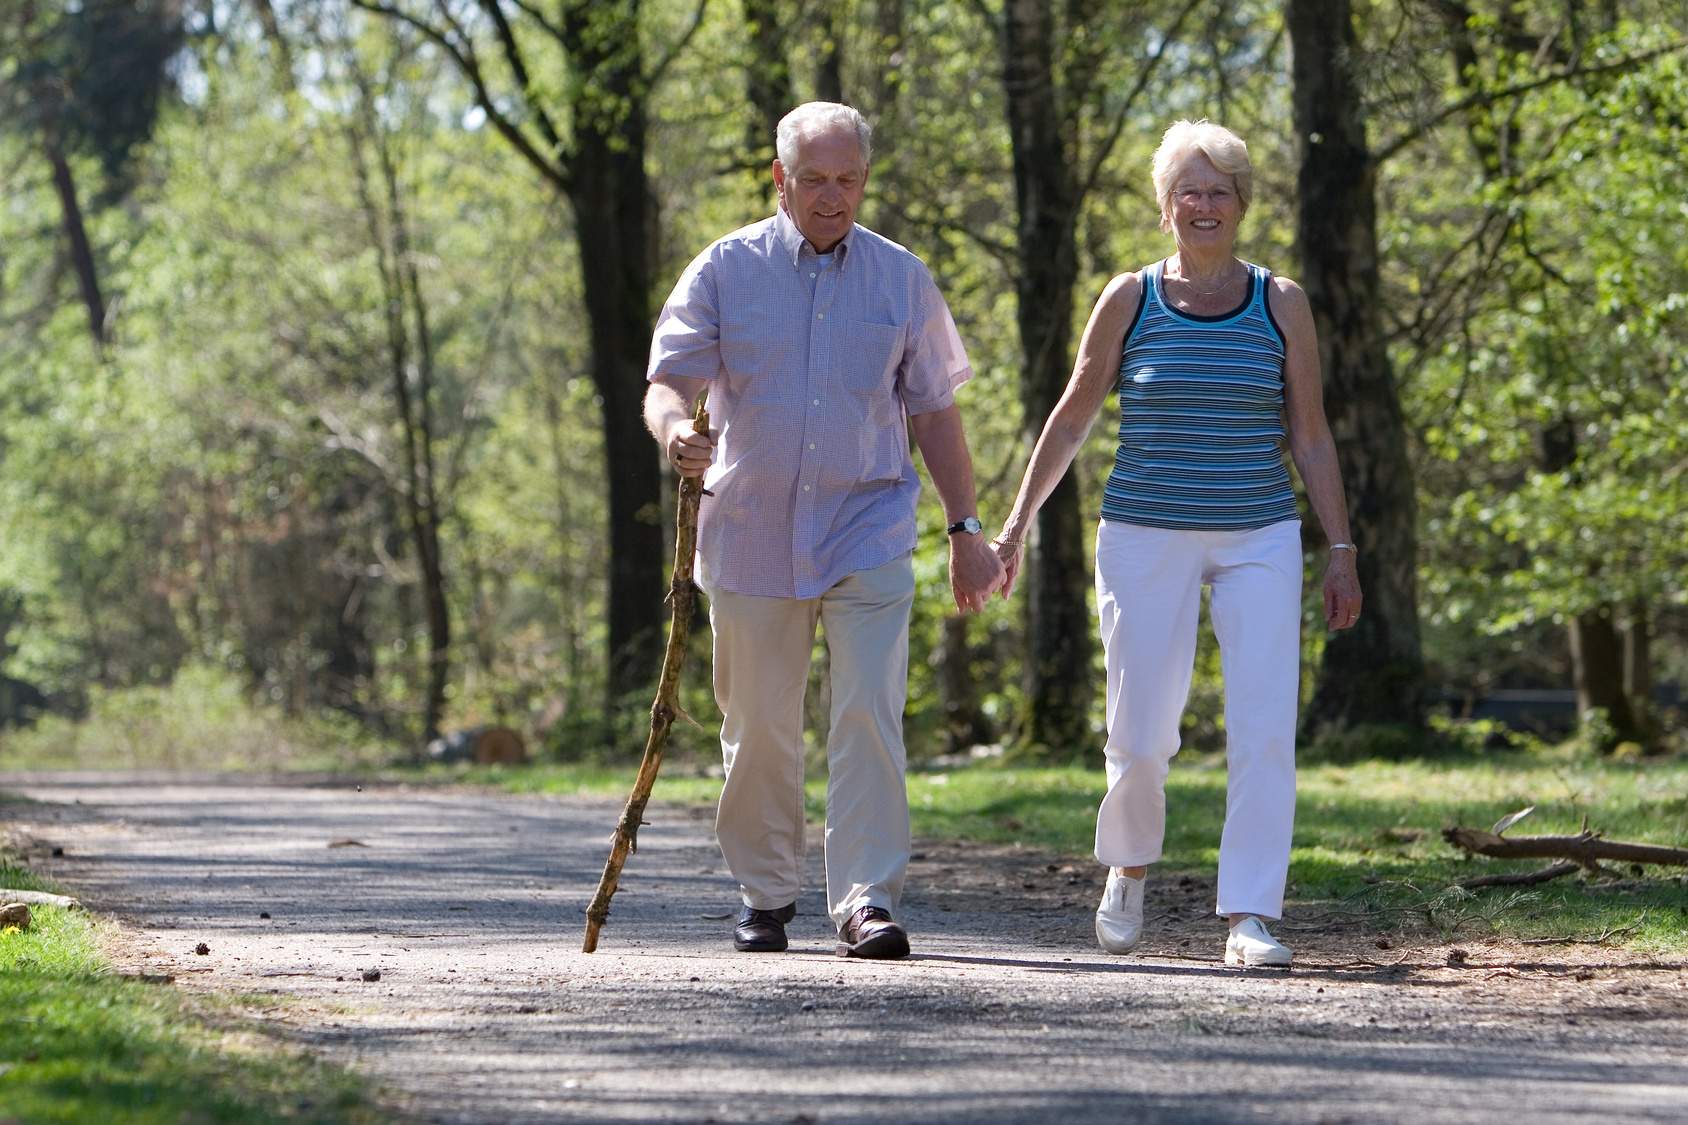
left=1099, top=259, right=1300, bottom=531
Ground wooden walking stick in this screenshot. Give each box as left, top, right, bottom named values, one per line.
left=582, top=390, right=710, bottom=953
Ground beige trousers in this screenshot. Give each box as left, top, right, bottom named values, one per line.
left=700, top=554, right=914, bottom=929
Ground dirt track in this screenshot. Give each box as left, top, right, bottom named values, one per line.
left=5, top=771, right=1687, bottom=1124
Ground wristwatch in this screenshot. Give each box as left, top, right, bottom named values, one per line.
left=946, top=516, right=984, bottom=536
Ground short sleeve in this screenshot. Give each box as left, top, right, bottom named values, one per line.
left=647, top=249, right=723, bottom=382
left=896, top=264, right=972, bottom=416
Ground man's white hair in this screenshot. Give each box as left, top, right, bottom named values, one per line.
left=776, top=102, right=873, bottom=171
left=1151, top=119, right=1253, bottom=232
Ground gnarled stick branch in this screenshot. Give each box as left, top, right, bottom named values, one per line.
left=1444, top=826, right=1688, bottom=877
left=583, top=391, right=709, bottom=953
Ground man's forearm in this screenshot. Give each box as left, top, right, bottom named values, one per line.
left=908, top=404, right=980, bottom=521
left=643, top=376, right=704, bottom=446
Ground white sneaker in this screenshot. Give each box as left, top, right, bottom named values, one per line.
left=1225, top=916, right=1292, bottom=968
left=1094, top=868, right=1146, bottom=954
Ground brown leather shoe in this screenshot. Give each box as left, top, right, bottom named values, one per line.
left=733, top=903, right=796, bottom=952
left=835, top=905, right=910, bottom=959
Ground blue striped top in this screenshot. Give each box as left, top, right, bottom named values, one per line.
left=1100, top=259, right=1299, bottom=531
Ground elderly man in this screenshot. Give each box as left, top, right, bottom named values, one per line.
left=644, top=102, right=1002, bottom=959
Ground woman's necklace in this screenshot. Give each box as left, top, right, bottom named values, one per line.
left=1172, top=259, right=1238, bottom=298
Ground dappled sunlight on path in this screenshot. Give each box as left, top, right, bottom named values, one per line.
left=4, top=771, right=1687, bottom=1124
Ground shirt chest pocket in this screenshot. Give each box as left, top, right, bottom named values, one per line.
left=842, top=321, right=906, bottom=405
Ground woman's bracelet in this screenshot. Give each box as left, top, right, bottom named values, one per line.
left=990, top=536, right=1024, bottom=550
left=1329, top=542, right=1357, bottom=554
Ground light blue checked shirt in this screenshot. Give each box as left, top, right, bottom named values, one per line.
left=648, top=207, right=972, bottom=599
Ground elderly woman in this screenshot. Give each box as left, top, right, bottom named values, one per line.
left=992, top=120, right=1362, bottom=967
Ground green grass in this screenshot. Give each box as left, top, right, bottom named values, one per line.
left=6, top=665, right=1682, bottom=954
left=0, top=859, right=383, bottom=1124
left=443, top=744, right=1688, bottom=954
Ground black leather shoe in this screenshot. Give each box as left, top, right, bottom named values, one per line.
left=732, top=903, right=796, bottom=952
left=835, top=905, right=910, bottom=959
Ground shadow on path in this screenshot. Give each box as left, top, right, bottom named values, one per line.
left=4, top=772, right=1687, bottom=1124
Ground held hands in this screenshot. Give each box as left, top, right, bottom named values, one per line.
left=665, top=418, right=716, bottom=479
left=989, top=536, right=1023, bottom=599
left=949, top=533, right=1006, bottom=614
left=983, top=531, right=1364, bottom=630
left=1324, top=549, right=1363, bottom=630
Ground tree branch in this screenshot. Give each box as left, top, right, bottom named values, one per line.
left=1459, top=860, right=1579, bottom=889
left=874, top=195, right=1018, bottom=272
left=649, top=0, right=710, bottom=87
left=508, top=0, right=566, bottom=45
left=1444, top=825, right=1688, bottom=873
left=474, top=0, right=567, bottom=163
left=349, top=0, right=572, bottom=194
left=1075, top=0, right=1204, bottom=208
left=1375, top=41, right=1688, bottom=165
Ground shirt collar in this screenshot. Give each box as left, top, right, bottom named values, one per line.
left=774, top=205, right=854, bottom=271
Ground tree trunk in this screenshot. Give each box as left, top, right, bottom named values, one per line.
left=545, top=384, right=585, bottom=722
left=816, top=5, right=844, bottom=104
left=1568, top=604, right=1642, bottom=747
left=1001, top=0, right=1093, bottom=754
left=1287, top=0, right=1426, bottom=736
left=250, top=0, right=297, bottom=91
left=562, top=2, right=666, bottom=709
left=742, top=0, right=792, bottom=200
left=388, top=150, right=451, bottom=743
left=936, top=614, right=990, bottom=754
left=863, top=0, right=906, bottom=243
left=1622, top=600, right=1652, bottom=737
left=1537, top=419, right=1645, bottom=749
left=349, top=0, right=671, bottom=729
left=42, top=129, right=107, bottom=349
left=347, top=65, right=452, bottom=743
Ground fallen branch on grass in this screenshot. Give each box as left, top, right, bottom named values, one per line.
left=1444, top=826, right=1688, bottom=880
left=1518, top=923, right=1642, bottom=946
left=1459, top=861, right=1581, bottom=889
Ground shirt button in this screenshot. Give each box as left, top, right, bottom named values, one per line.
left=803, top=484, right=812, bottom=492
left=809, top=443, right=816, bottom=450
left=809, top=272, right=817, bottom=279
left=812, top=398, right=820, bottom=406
left=816, top=313, right=824, bottom=320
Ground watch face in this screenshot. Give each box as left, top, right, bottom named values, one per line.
left=950, top=516, right=983, bottom=535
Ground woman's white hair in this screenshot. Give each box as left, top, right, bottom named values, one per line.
left=776, top=102, right=873, bottom=171
left=1151, top=119, right=1253, bottom=232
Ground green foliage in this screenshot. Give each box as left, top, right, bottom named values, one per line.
left=1301, top=722, right=1444, bottom=765
left=0, top=664, right=394, bottom=771
left=0, top=0, right=1684, bottom=760
left=1401, top=21, right=1688, bottom=689
left=0, top=0, right=184, bottom=195
left=0, top=860, right=380, bottom=1123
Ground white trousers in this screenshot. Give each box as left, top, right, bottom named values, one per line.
left=1093, top=518, right=1303, bottom=919
left=700, top=554, right=914, bottom=929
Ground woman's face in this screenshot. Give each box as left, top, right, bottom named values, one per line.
left=1163, top=153, right=1243, bottom=252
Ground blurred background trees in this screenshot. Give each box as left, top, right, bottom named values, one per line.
left=0, top=0, right=1682, bottom=761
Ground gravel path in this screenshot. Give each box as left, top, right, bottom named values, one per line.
left=4, top=771, right=1687, bottom=1124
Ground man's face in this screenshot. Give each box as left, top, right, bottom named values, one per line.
left=772, top=126, right=867, bottom=254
